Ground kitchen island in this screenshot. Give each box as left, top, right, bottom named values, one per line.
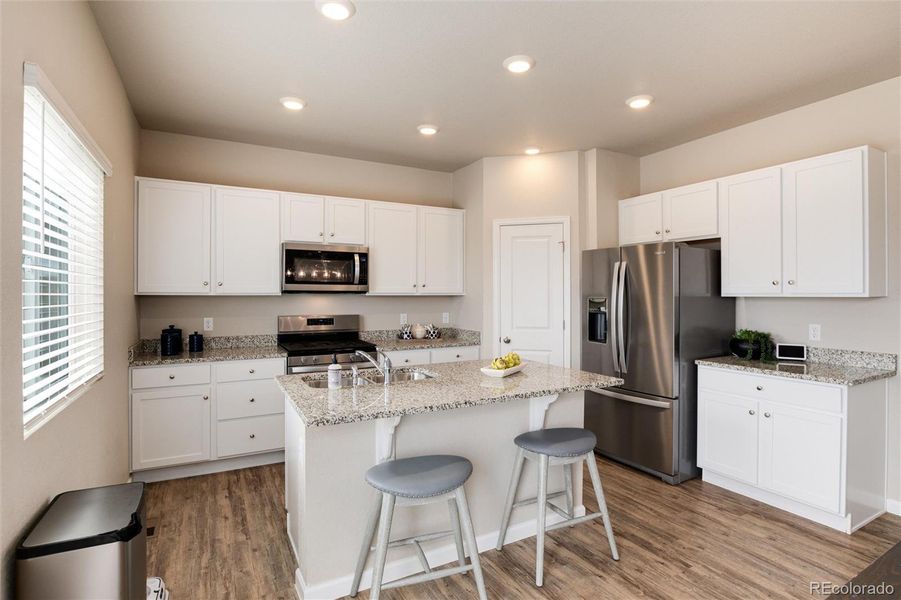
left=276, top=360, right=622, bottom=600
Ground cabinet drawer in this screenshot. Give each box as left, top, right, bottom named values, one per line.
left=430, top=346, right=480, bottom=364
left=384, top=349, right=430, bottom=366
left=699, top=368, right=843, bottom=414
left=217, top=414, right=284, bottom=458
left=217, top=379, right=284, bottom=420
left=215, top=358, right=284, bottom=383
left=132, top=364, right=211, bottom=389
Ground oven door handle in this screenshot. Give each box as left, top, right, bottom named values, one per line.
left=354, top=253, right=361, bottom=285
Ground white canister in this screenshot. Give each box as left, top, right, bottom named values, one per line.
left=327, top=360, right=343, bottom=389
left=411, top=324, right=427, bottom=339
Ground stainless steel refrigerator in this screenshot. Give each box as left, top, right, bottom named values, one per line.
left=581, top=242, right=735, bottom=484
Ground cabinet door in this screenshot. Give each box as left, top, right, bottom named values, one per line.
left=367, top=202, right=419, bottom=294
left=782, top=148, right=865, bottom=296
left=697, top=391, right=759, bottom=485
left=132, top=386, right=211, bottom=470
left=281, top=193, right=325, bottom=243
left=136, top=179, right=211, bottom=294
left=758, top=402, right=843, bottom=513
left=384, top=349, right=431, bottom=366
left=214, top=187, right=280, bottom=294
left=325, top=198, right=367, bottom=245
left=663, top=181, right=718, bottom=241
left=618, top=193, right=663, bottom=245
left=719, top=168, right=783, bottom=296
left=430, top=346, right=480, bottom=363
left=418, top=207, right=464, bottom=295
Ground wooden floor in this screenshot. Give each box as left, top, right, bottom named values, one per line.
left=144, top=457, right=901, bottom=599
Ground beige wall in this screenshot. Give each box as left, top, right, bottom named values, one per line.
left=451, top=160, right=484, bottom=332
left=639, top=77, right=901, bottom=503
left=137, top=130, right=460, bottom=337
left=0, top=1, right=140, bottom=595
left=595, top=150, right=640, bottom=249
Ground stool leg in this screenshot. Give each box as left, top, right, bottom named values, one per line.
left=350, top=492, right=383, bottom=596
left=535, top=453, right=549, bottom=587
left=496, top=447, right=525, bottom=550
left=585, top=453, right=619, bottom=561
left=448, top=498, right=467, bottom=566
left=563, top=463, right=574, bottom=520
left=455, top=487, right=488, bottom=600
left=370, top=492, right=396, bottom=600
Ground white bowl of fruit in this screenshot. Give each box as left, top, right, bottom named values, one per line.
left=480, top=353, right=524, bottom=378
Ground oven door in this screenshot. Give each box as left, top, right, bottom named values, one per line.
left=282, top=243, right=369, bottom=292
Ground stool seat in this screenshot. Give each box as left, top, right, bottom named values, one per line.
left=514, top=427, right=597, bottom=457
left=365, top=455, right=473, bottom=498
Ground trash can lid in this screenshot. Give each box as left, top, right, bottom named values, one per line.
left=16, top=482, right=145, bottom=560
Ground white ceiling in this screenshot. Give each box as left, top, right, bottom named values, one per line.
left=90, top=1, right=900, bottom=172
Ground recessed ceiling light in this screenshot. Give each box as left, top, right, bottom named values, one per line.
left=316, top=0, right=355, bottom=20
left=524, top=147, right=540, bottom=155
left=626, top=95, right=654, bottom=110
left=503, top=55, right=535, bottom=74
left=417, top=124, right=439, bottom=136
left=280, top=97, right=306, bottom=111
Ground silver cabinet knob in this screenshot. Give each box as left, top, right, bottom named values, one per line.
left=218, top=282, right=223, bottom=287
left=772, top=280, right=779, bottom=286
left=319, top=232, right=323, bottom=237
left=665, top=229, right=671, bottom=234
left=249, top=398, right=255, bottom=403
left=330, top=232, right=335, bottom=237
left=413, top=284, right=418, bottom=288
left=404, top=359, right=410, bottom=363
left=749, top=409, right=755, bottom=415
left=756, top=385, right=763, bottom=391
left=456, top=354, right=461, bottom=359
left=249, top=369, right=255, bottom=374
left=788, top=280, right=795, bottom=285
left=764, top=412, right=771, bottom=418
left=655, top=230, right=661, bottom=235
left=202, top=395, right=208, bottom=400
left=249, top=433, right=256, bottom=439
left=503, top=337, right=511, bottom=344
left=169, top=374, right=175, bottom=380
left=203, top=281, right=209, bottom=286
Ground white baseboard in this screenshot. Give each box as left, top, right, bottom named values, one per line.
left=295, top=505, right=588, bottom=600
left=131, top=451, right=284, bottom=483
left=887, top=498, right=901, bottom=516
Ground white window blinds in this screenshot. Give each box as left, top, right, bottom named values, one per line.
left=22, top=83, right=106, bottom=426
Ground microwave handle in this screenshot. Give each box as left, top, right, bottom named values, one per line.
left=354, top=253, right=361, bottom=285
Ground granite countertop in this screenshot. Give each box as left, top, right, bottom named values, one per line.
left=130, top=346, right=287, bottom=367
left=276, top=360, right=623, bottom=427
left=360, top=328, right=481, bottom=352
left=695, top=356, right=896, bottom=386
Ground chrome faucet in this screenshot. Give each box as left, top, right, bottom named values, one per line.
left=354, top=350, right=392, bottom=386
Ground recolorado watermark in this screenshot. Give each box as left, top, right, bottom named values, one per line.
left=810, top=581, right=895, bottom=596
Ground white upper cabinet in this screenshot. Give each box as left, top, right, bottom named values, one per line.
left=281, top=194, right=367, bottom=245
left=781, top=147, right=886, bottom=297
left=418, top=207, right=465, bottom=294
left=719, top=167, right=783, bottom=296
left=214, top=187, right=280, bottom=295
left=136, top=179, right=212, bottom=294
left=281, top=193, right=325, bottom=243
left=662, top=180, right=718, bottom=241
left=618, top=193, right=663, bottom=245
left=367, top=201, right=419, bottom=294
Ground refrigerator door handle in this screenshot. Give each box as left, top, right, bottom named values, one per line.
left=609, top=261, right=621, bottom=372
left=617, top=260, right=628, bottom=373
left=596, top=388, right=670, bottom=409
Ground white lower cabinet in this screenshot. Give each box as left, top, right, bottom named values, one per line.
left=384, top=345, right=480, bottom=367
left=697, top=366, right=886, bottom=533
left=130, top=358, right=285, bottom=473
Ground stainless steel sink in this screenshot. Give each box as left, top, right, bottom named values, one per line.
left=363, top=368, right=436, bottom=385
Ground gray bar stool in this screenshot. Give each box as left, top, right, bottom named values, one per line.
left=350, top=454, right=488, bottom=600
left=495, top=427, right=619, bottom=586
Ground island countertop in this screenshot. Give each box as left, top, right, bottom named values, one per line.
left=696, top=355, right=896, bottom=386
left=276, top=360, right=623, bottom=427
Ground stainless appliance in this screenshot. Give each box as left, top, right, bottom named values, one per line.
left=582, top=242, right=734, bottom=483
left=16, top=482, right=148, bottom=600
left=282, top=243, right=368, bottom=293
left=278, top=314, right=378, bottom=374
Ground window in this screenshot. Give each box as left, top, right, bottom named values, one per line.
left=21, top=64, right=110, bottom=429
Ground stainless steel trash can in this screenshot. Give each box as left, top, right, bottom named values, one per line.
left=16, top=482, right=146, bottom=600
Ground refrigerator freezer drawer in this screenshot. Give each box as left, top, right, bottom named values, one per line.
left=586, top=389, right=676, bottom=477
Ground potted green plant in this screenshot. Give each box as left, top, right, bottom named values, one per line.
left=729, top=329, right=775, bottom=362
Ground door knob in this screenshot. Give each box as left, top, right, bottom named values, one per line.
left=503, top=337, right=511, bottom=344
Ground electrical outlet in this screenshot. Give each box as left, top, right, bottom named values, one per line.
left=442, top=312, right=450, bottom=324
left=400, top=313, right=408, bottom=325
left=808, top=323, right=821, bottom=342
left=203, top=317, right=214, bottom=332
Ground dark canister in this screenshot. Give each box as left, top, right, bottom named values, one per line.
left=188, top=331, right=204, bottom=353
left=160, top=325, right=183, bottom=356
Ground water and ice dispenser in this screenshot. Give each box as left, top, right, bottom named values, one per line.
left=587, top=297, right=608, bottom=344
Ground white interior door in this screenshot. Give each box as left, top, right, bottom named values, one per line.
left=497, top=223, right=565, bottom=365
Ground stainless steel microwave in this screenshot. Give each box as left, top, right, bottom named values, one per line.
left=281, top=243, right=368, bottom=293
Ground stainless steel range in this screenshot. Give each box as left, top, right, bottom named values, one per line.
left=277, top=314, right=378, bottom=374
